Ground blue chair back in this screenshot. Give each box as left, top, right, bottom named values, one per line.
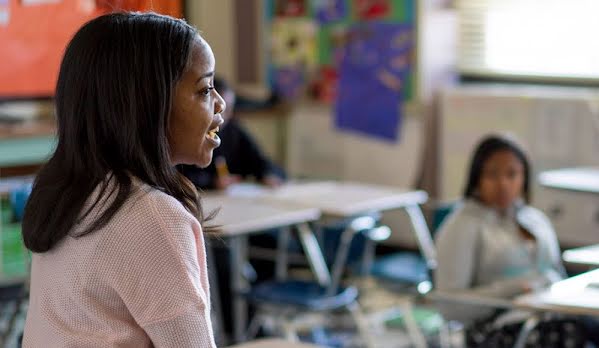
left=9, top=183, right=32, bottom=222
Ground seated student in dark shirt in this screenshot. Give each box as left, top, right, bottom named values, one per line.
left=177, top=76, right=286, bottom=190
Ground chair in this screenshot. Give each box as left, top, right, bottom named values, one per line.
left=0, top=182, right=32, bottom=347
left=363, top=203, right=455, bottom=294
left=0, top=224, right=29, bottom=347
left=243, top=216, right=384, bottom=348
left=0, top=279, right=27, bottom=347
left=352, top=204, right=438, bottom=348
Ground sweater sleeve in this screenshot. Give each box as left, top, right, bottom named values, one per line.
left=523, top=207, right=567, bottom=281
left=104, top=192, right=216, bottom=348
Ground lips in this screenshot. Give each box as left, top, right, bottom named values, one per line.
left=205, top=114, right=224, bottom=146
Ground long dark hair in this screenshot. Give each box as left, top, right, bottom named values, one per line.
left=23, top=12, right=209, bottom=252
left=463, top=135, right=531, bottom=203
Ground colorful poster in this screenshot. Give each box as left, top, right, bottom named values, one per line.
left=273, top=66, right=305, bottom=100
left=334, top=22, right=412, bottom=141
left=310, top=65, right=338, bottom=102
left=267, top=0, right=415, bottom=105
left=317, top=24, right=348, bottom=66
left=271, top=18, right=318, bottom=68
left=355, top=0, right=391, bottom=20
left=314, top=0, right=348, bottom=24
left=275, top=0, right=307, bottom=17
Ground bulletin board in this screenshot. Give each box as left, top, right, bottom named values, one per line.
left=267, top=0, right=416, bottom=142
left=266, top=0, right=416, bottom=103
left=0, top=0, right=182, bottom=99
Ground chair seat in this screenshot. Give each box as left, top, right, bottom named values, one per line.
left=245, top=280, right=358, bottom=311
left=370, top=252, right=429, bottom=285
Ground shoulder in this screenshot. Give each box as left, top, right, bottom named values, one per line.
left=141, top=186, right=196, bottom=222
left=439, top=200, right=484, bottom=232
left=105, top=181, right=202, bottom=246
left=518, top=205, right=550, bottom=222
left=517, top=204, right=554, bottom=232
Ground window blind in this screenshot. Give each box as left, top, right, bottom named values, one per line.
left=458, top=0, right=599, bottom=83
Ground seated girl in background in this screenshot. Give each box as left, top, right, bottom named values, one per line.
left=435, top=135, right=596, bottom=347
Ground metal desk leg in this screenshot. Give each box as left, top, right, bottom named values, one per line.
left=405, top=204, right=437, bottom=270
left=276, top=226, right=291, bottom=281
left=230, top=235, right=249, bottom=343
left=514, top=314, right=541, bottom=348
left=296, top=222, right=331, bottom=287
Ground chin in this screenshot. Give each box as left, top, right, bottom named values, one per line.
left=495, top=201, right=514, bottom=211
left=195, top=154, right=213, bottom=168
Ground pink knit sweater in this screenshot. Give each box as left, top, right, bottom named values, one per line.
left=23, top=179, right=216, bottom=347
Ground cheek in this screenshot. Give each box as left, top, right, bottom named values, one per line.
left=478, top=178, right=500, bottom=201
left=477, top=181, right=489, bottom=196
left=510, top=176, right=525, bottom=195
left=199, top=107, right=213, bottom=129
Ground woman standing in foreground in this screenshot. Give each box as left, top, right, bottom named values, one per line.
left=22, top=12, right=224, bottom=347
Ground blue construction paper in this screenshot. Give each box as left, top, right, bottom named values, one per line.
left=335, top=22, right=412, bottom=141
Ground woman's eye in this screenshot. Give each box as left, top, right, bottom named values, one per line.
left=200, top=86, right=215, bottom=96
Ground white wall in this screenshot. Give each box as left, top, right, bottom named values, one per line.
left=186, top=0, right=236, bottom=84
left=285, top=101, right=425, bottom=247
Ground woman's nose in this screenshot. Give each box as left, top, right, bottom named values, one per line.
left=214, top=91, right=226, bottom=115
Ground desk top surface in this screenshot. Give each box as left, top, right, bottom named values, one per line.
left=202, top=194, right=320, bottom=236
left=538, top=167, right=599, bottom=194
left=201, top=180, right=426, bottom=233
left=227, top=338, right=319, bottom=348
left=514, top=269, right=599, bottom=316
left=562, top=244, right=599, bottom=267
left=262, top=181, right=428, bottom=217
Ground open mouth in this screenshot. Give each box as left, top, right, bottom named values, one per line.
left=207, top=126, right=220, bottom=140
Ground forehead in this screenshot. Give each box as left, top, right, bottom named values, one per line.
left=484, top=150, right=523, bottom=168
left=186, top=37, right=215, bottom=77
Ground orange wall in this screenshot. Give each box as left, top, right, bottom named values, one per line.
left=0, top=0, right=182, bottom=98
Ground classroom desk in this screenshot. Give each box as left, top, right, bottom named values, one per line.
left=262, top=181, right=435, bottom=270
left=202, top=194, right=321, bottom=343
left=514, top=269, right=599, bottom=316
left=432, top=271, right=599, bottom=348
left=538, top=167, right=599, bottom=194
left=562, top=244, right=599, bottom=267
left=205, top=181, right=431, bottom=342
left=261, top=181, right=433, bottom=348
left=227, top=338, right=319, bottom=348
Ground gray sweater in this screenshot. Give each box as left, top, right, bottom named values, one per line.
left=434, top=199, right=565, bottom=323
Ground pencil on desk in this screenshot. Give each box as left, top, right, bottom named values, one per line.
left=215, top=156, right=229, bottom=179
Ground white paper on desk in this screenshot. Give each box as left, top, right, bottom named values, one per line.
left=225, top=183, right=268, bottom=198
left=269, top=181, right=335, bottom=198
